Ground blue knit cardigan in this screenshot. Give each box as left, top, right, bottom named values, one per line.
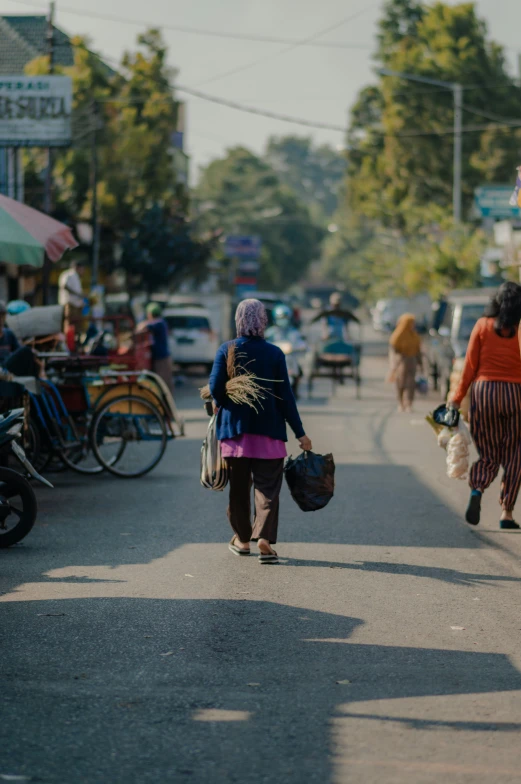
left=209, top=336, right=305, bottom=442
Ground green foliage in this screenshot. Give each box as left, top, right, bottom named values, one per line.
left=194, top=147, right=324, bottom=291
left=322, top=205, right=484, bottom=301
left=265, top=136, right=346, bottom=220
left=23, top=30, right=201, bottom=292
left=322, top=0, right=518, bottom=303
left=347, top=0, right=521, bottom=225
left=120, top=205, right=216, bottom=294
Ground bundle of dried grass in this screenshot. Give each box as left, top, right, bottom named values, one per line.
left=200, top=343, right=279, bottom=412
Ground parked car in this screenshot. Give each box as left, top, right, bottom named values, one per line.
left=427, top=289, right=490, bottom=399
left=167, top=295, right=205, bottom=309
left=372, top=294, right=431, bottom=333
left=163, top=307, right=218, bottom=373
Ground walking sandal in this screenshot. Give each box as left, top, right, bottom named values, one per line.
left=228, top=536, right=250, bottom=556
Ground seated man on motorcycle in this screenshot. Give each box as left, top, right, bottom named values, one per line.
left=266, top=304, right=307, bottom=398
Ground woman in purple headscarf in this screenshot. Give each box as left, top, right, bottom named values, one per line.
left=209, top=299, right=312, bottom=563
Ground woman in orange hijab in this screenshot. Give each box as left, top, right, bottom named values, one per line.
left=389, top=313, right=423, bottom=412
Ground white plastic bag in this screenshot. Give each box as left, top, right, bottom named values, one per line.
left=446, top=420, right=471, bottom=480
left=200, top=415, right=229, bottom=491
left=437, top=427, right=452, bottom=450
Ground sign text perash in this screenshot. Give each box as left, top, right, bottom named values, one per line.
left=0, top=76, right=73, bottom=147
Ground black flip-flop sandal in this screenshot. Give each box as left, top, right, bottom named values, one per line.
left=228, top=537, right=251, bottom=556
left=258, top=548, right=278, bottom=564
left=465, top=493, right=481, bottom=526
left=500, top=519, right=520, bottom=530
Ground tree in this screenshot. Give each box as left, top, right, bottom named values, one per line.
left=265, top=136, right=346, bottom=220
left=194, top=147, right=324, bottom=291
left=346, top=0, right=521, bottom=225
left=99, top=29, right=183, bottom=232
left=120, top=206, right=216, bottom=295
left=322, top=204, right=484, bottom=301
left=24, top=30, right=209, bottom=292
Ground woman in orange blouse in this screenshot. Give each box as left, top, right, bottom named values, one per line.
left=450, top=283, right=521, bottom=529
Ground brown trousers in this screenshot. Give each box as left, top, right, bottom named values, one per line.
left=227, top=457, right=284, bottom=544
left=152, top=357, right=173, bottom=393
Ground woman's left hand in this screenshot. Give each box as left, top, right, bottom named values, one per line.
left=299, top=435, right=312, bottom=451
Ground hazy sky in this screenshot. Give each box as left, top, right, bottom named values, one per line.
left=3, top=0, right=521, bottom=180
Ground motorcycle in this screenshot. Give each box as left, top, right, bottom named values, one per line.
left=273, top=335, right=308, bottom=399
left=0, top=408, right=53, bottom=548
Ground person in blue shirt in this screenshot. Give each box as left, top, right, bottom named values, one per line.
left=139, top=303, right=172, bottom=391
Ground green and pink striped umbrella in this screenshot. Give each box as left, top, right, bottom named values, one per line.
left=0, top=193, right=78, bottom=268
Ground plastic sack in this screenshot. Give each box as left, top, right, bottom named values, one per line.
left=433, top=403, right=460, bottom=429
left=446, top=420, right=471, bottom=481
left=284, top=451, right=335, bottom=512
left=200, top=415, right=229, bottom=491
left=437, top=427, right=452, bottom=450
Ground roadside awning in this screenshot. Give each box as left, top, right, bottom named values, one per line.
left=0, top=193, right=78, bottom=268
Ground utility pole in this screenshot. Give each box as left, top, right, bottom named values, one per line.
left=43, top=1, right=54, bottom=215
left=452, top=83, right=463, bottom=223
left=91, top=101, right=100, bottom=287
left=379, top=68, right=463, bottom=223
left=42, top=0, right=55, bottom=305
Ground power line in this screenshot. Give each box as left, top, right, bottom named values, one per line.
left=5, top=0, right=375, bottom=51
left=97, top=85, right=521, bottom=139
left=462, top=103, right=521, bottom=125
left=7, top=0, right=521, bottom=61
left=196, top=2, right=379, bottom=88
left=99, top=90, right=347, bottom=132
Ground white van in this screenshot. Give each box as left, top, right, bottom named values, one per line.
left=372, top=294, right=431, bottom=332
left=163, top=307, right=219, bottom=373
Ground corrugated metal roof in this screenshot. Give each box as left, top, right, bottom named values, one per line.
left=0, top=15, right=117, bottom=79
left=2, top=15, right=74, bottom=68
left=0, top=17, right=37, bottom=74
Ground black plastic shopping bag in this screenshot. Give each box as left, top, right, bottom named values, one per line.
left=284, top=451, right=335, bottom=512
left=432, top=403, right=460, bottom=429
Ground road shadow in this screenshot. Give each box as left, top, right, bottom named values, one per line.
left=2, top=597, right=521, bottom=784
left=0, top=457, right=482, bottom=607
left=336, top=711, right=521, bottom=733
left=279, top=558, right=521, bottom=587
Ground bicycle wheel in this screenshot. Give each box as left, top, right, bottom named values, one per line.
left=0, top=468, right=37, bottom=548
left=58, top=413, right=107, bottom=475
left=90, top=395, right=168, bottom=478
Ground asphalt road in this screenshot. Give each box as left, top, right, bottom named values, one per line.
left=3, top=344, right=521, bottom=783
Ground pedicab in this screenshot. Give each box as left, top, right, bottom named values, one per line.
left=307, top=306, right=362, bottom=398
left=26, top=316, right=184, bottom=478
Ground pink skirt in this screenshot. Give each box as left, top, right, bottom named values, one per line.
left=221, top=434, right=287, bottom=459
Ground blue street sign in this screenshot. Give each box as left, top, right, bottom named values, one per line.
left=224, top=235, right=262, bottom=259
left=474, top=186, right=521, bottom=219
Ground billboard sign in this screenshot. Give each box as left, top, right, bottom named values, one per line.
left=474, top=186, right=521, bottom=220
left=224, top=235, right=262, bottom=259
left=0, top=76, right=72, bottom=147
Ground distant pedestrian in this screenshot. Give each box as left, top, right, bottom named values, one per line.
left=209, top=298, right=312, bottom=563
left=141, top=303, right=172, bottom=391
left=389, top=313, right=422, bottom=412
left=450, top=282, right=521, bottom=529
left=58, top=260, right=86, bottom=331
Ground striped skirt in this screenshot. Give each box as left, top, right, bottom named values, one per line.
left=470, top=381, right=521, bottom=510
